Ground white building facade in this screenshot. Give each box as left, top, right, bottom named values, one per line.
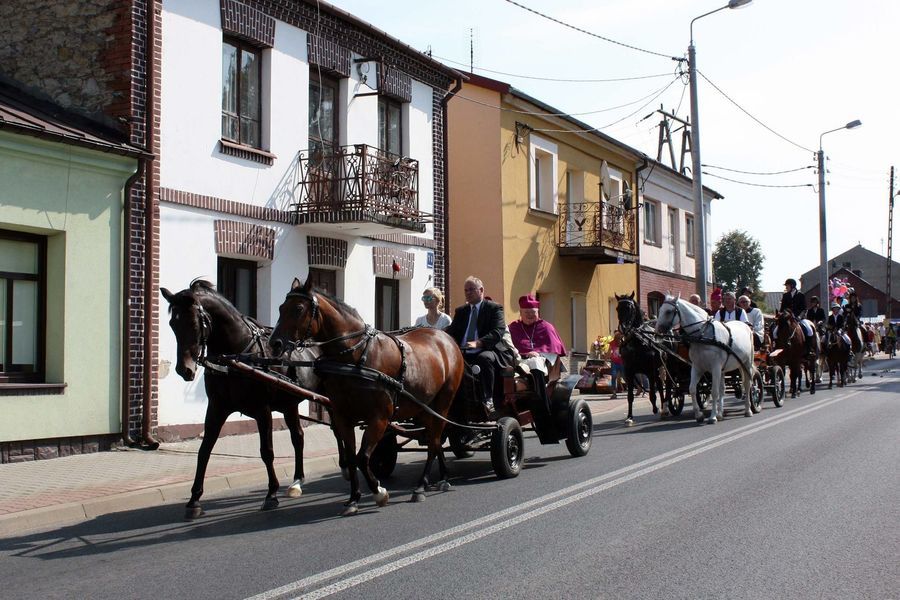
left=638, top=162, right=721, bottom=316
left=155, top=0, right=460, bottom=436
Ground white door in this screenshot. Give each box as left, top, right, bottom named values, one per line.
left=571, top=293, right=587, bottom=353
left=668, top=208, right=678, bottom=272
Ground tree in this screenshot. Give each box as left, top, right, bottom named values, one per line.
left=712, top=230, right=764, bottom=298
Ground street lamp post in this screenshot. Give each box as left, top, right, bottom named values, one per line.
left=688, top=0, right=752, bottom=304
left=817, top=119, right=862, bottom=303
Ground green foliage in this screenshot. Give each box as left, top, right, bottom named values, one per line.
left=712, top=229, right=764, bottom=297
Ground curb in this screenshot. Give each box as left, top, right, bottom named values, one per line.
left=0, top=401, right=627, bottom=538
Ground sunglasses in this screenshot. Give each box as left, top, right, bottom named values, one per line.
left=421, top=295, right=435, bottom=301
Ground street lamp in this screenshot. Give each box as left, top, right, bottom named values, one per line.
left=817, top=119, right=862, bottom=302
left=688, top=0, right=752, bottom=304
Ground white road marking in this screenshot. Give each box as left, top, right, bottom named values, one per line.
left=246, top=390, right=861, bottom=600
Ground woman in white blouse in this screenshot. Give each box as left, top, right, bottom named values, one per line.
left=414, top=287, right=452, bottom=329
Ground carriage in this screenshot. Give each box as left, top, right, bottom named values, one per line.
left=370, top=355, right=592, bottom=481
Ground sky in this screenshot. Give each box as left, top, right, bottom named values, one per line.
left=328, top=0, right=898, bottom=292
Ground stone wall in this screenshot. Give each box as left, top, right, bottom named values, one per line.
left=0, top=0, right=131, bottom=124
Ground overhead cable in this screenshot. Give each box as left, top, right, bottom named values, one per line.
left=702, top=164, right=815, bottom=176
left=701, top=171, right=813, bottom=188
left=432, top=53, right=673, bottom=83
left=697, top=70, right=814, bottom=154
left=501, top=0, right=678, bottom=61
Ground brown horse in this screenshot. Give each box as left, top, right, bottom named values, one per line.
left=773, top=311, right=816, bottom=398
left=822, top=327, right=850, bottom=388
left=844, top=310, right=866, bottom=381
left=268, top=277, right=465, bottom=515
left=161, top=280, right=317, bottom=519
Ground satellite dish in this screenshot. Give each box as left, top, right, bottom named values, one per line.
left=600, top=160, right=611, bottom=201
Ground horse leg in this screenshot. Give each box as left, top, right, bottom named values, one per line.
left=356, top=413, right=390, bottom=508
left=708, top=370, right=722, bottom=424
left=185, top=404, right=228, bottom=519
left=333, top=415, right=362, bottom=516
left=689, top=370, right=702, bottom=423
left=411, top=414, right=441, bottom=502
left=742, top=367, right=752, bottom=417
left=254, top=411, right=280, bottom=511
left=284, top=403, right=305, bottom=498
left=625, top=368, right=636, bottom=426
left=648, top=371, right=659, bottom=415
left=808, top=358, right=816, bottom=395
left=330, top=416, right=349, bottom=481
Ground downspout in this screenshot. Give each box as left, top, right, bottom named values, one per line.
left=121, top=157, right=145, bottom=447
left=634, top=155, right=649, bottom=304
left=440, top=75, right=463, bottom=305
left=141, top=0, right=160, bottom=449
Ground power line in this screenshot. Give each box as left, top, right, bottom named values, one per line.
left=431, top=53, right=674, bottom=83
left=702, top=171, right=813, bottom=188
left=501, top=0, right=678, bottom=61
left=702, top=164, right=815, bottom=176
left=696, top=70, right=814, bottom=154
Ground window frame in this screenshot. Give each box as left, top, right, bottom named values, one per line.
left=643, top=200, right=661, bottom=246
left=0, top=229, right=47, bottom=384
left=375, top=277, right=399, bottom=332
left=529, top=134, right=558, bottom=215
left=685, top=213, right=696, bottom=257
left=377, top=96, right=403, bottom=157
left=222, top=37, right=263, bottom=149
left=217, top=256, right=258, bottom=319
left=309, top=69, right=340, bottom=156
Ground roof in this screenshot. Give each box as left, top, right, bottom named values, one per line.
left=800, top=244, right=900, bottom=294
left=0, top=77, right=146, bottom=158
left=642, top=158, right=724, bottom=200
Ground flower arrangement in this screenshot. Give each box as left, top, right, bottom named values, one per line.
left=591, top=334, right=614, bottom=358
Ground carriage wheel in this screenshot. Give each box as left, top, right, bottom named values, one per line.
left=770, top=366, right=785, bottom=407
left=491, top=417, right=524, bottom=479
left=369, top=432, right=399, bottom=480
left=667, top=391, right=685, bottom=416
left=448, top=427, right=476, bottom=459
left=749, top=370, right=764, bottom=414
left=564, top=398, right=592, bottom=457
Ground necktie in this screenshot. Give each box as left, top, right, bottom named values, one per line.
left=465, top=304, right=479, bottom=344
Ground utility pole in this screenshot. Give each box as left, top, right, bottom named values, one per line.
left=887, top=166, right=895, bottom=321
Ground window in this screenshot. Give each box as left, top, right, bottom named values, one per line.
left=685, top=214, right=695, bottom=257
left=647, top=292, right=665, bottom=319
left=218, top=257, right=257, bottom=319
left=378, top=97, right=402, bottom=156
left=222, top=38, right=262, bottom=148
left=644, top=200, right=660, bottom=245
left=375, top=278, right=399, bottom=331
left=0, top=230, right=45, bottom=383
left=309, top=70, right=339, bottom=156
left=529, top=135, right=558, bottom=214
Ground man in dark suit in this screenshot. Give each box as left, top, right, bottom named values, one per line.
left=780, top=278, right=806, bottom=318
left=446, top=276, right=516, bottom=412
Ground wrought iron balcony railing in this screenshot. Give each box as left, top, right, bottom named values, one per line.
left=294, top=144, right=428, bottom=231
left=557, top=201, right=639, bottom=260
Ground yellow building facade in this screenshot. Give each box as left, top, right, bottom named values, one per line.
left=448, top=74, right=645, bottom=354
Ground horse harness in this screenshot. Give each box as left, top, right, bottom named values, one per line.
left=193, top=301, right=269, bottom=375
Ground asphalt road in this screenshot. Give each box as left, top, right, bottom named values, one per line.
left=2, top=364, right=898, bottom=600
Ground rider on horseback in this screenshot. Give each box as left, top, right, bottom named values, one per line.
left=779, top=278, right=816, bottom=357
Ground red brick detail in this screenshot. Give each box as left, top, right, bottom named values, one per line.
left=218, top=139, right=275, bottom=165
left=307, top=34, right=351, bottom=77
left=1, top=434, right=118, bottom=464
left=160, top=187, right=293, bottom=223
left=378, top=65, right=411, bottom=102
left=367, top=233, right=437, bottom=249
left=307, top=236, right=348, bottom=268
left=220, top=0, right=276, bottom=48
left=215, top=220, right=275, bottom=260
left=640, top=267, right=697, bottom=306
left=373, top=247, right=414, bottom=279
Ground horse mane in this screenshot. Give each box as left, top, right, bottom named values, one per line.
left=172, top=278, right=245, bottom=321
left=665, top=294, right=708, bottom=322
left=309, top=286, right=364, bottom=323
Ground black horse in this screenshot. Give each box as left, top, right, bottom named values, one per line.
left=615, top=293, right=665, bottom=425
left=161, top=279, right=321, bottom=519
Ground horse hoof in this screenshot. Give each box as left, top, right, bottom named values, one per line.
left=341, top=502, right=359, bottom=516
left=706, top=417, right=717, bottom=425
left=625, top=418, right=635, bottom=427
left=185, top=506, right=204, bottom=520
left=286, top=481, right=303, bottom=498
left=439, top=480, right=452, bottom=492
left=744, top=410, right=752, bottom=417
left=410, top=492, right=426, bottom=503
left=374, top=486, right=390, bottom=507
left=262, top=497, right=279, bottom=511
left=652, top=406, right=659, bottom=414
left=341, top=468, right=350, bottom=481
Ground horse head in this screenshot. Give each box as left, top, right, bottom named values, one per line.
left=270, top=277, right=319, bottom=356
left=161, top=283, right=213, bottom=381
left=615, top=292, right=641, bottom=333
left=655, top=295, right=680, bottom=334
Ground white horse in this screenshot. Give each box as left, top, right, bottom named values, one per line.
left=655, top=295, right=755, bottom=424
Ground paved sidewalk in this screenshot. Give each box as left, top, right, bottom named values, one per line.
left=0, top=393, right=629, bottom=537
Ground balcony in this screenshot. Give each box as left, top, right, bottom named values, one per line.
left=293, top=144, right=430, bottom=235
left=557, top=201, right=639, bottom=263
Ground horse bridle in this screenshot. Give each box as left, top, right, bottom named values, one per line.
left=280, top=289, right=376, bottom=359
left=182, top=299, right=267, bottom=370
left=660, top=297, right=711, bottom=340
left=616, top=298, right=639, bottom=334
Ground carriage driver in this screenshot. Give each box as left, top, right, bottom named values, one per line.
left=445, top=276, right=517, bottom=413
left=780, top=277, right=816, bottom=356
left=714, top=291, right=749, bottom=324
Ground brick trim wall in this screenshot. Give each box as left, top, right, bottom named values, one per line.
left=639, top=266, right=697, bottom=308
left=373, top=247, right=414, bottom=279
left=221, top=0, right=276, bottom=47
left=378, top=64, right=411, bottom=102
left=160, top=187, right=293, bottom=223
left=307, top=33, right=351, bottom=77
left=215, top=220, right=276, bottom=260
left=1, top=434, right=119, bottom=464
left=431, top=89, right=446, bottom=291
left=366, top=233, right=437, bottom=249
left=307, top=236, right=348, bottom=268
